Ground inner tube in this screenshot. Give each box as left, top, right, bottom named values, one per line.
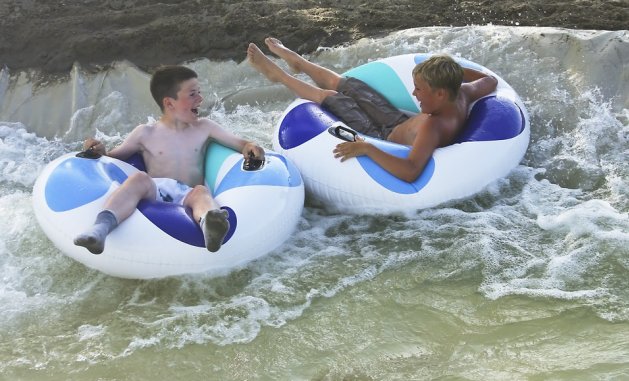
left=32, top=143, right=304, bottom=279
left=272, top=53, right=530, bottom=213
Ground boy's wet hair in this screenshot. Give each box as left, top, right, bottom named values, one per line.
left=150, top=65, right=198, bottom=111
left=412, top=54, right=464, bottom=100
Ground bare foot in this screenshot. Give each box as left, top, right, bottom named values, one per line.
left=247, top=43, right=287, bottom=83
left=264, top=37, right=303, bottom=73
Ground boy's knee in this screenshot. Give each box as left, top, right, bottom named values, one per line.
left=125, top=172, right=155, bottom=194
left=183, top=185, right=212, bottom=209
left=128, top=172, right=151, bottom=183
left=188, top=185, right=209, bottom=199
left=318, top=89, right=338, bottom=104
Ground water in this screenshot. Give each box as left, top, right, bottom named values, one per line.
left=1, top=26, right=628, bottom=380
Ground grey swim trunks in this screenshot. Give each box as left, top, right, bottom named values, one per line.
left=321, top=77, right=410, bottom=139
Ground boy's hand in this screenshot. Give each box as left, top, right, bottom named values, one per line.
left=333, top=136, right=370, bottom=162
left=83, top=138, right=106, bottom=156
left=242, top=142, right=265, bottom=160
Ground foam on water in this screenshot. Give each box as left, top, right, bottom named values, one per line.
left=0, top=26, right=627, bottom=374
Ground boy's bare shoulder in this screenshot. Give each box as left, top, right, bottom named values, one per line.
left=130, top=121, right=156, bottom=134
left=193, top=117, right=225, bottom=137
left=196, top=117, right=221, bottom=128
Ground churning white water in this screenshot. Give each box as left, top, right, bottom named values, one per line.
left=0, top=26, right=627, bottom=380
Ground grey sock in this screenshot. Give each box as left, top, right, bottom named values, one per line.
left=74, top=210, right=118, bottom=254
left=200, top=209, right=229, bottom=253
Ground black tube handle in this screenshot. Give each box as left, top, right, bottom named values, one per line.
left=331, top=125, right=358, bottom=142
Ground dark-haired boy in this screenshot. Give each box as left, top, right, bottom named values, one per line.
left=75, top=65, right=264, bottom=254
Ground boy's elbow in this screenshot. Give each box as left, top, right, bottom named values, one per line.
left=396, top=157, right=431, bottom=183
left=401, top=174, right=417, bottom=183
left=400, top=165, right=423, bottom=183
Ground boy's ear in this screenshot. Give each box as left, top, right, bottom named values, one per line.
left=162, top=97, right=174, bottom=110
left=435, top=87, right=448, bottom=100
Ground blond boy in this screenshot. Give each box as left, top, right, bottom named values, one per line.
left=247, top=38, right=496, bottom=182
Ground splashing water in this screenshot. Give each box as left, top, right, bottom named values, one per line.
left=0, top=26, right=628, bottom=380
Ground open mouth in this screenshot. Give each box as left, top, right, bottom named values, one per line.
left=191, top=108, right=199, bottom=116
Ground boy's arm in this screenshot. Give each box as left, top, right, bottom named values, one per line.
left=333, top=122, right=439, bottom=183
left=206, top=121, right=265, bottom=159
left=462, top=67, right=498, bottom=101
left=462, top=67, right=490, bottom=82
left=83, top=125, right=145, bottom=160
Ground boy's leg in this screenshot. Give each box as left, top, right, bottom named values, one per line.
left=247, top=43, right=336, bottom=104
left=184, top=186, right=229, bottom=253
left=264, top=37, right=342, bottom=91
left=74, top=172, right=156, bottom=254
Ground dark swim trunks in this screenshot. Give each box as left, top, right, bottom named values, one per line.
left=321, top=77, right=410, bottom=140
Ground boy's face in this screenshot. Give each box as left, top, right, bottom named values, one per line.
left=165, top=78, right=203, bottom=123
left=412, top=75, right=440, bottom=114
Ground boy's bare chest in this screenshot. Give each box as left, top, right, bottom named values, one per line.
left=144, top=127, right=207, bottom=155
left=141, top=127, right=209, bottom=184
left=387, top=114, right=430, bottom=145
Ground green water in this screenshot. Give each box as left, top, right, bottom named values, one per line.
left=1, top=26, right=628, bottom=380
